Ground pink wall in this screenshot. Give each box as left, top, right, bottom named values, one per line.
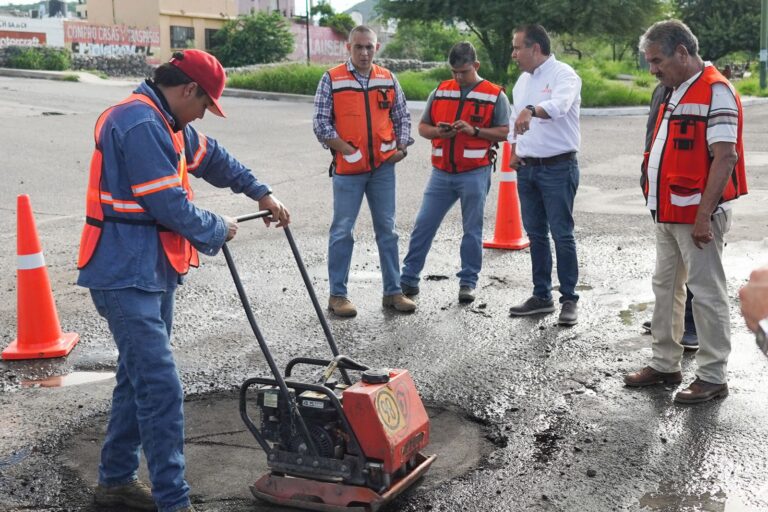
left=289, top=23, right=346, bottom=64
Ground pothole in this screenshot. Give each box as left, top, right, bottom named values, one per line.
left=56, top=393, right=496, bottom=511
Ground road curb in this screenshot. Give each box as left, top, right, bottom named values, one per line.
left=4, top=67, right=768, bottom=115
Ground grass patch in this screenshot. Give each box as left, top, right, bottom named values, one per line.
left=735, top=75, right=768, bottom=98
left=228, top=64, right=327, bottom=95
left=84, top=69, right=109, bottom=79
left=227, top=61, right=655, bottom=107
left=61, top=74, right=80, bottom=82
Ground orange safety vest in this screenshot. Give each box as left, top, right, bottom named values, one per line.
left=646, top=66, right=748, bottom=224
left=329, top=63, right=398, bottom=174
left=77, top=94, right=200, bottom=274
left=430, top=79, right=503, bottom=173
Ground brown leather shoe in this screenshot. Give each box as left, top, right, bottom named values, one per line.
left=94, top=480, right=156, bottom=510
left=674, top=378, right=728, bottom=404
left=624, top=366, right=683, bottom=387
left=328, top=296, right=357, bottom=317
left=382, top=293, right=416, bottom=312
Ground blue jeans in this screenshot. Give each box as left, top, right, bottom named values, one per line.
left=517, top=158, right=580, bottom=303
left=329, top=162, right=401, bottom=297
left=91, top=287, right=190, bottom=512
left=402, top=166, right=492, bottom=289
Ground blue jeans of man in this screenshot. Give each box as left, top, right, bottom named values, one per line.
left=329, top=162, right=401, bottom=297
left=401, top=166, right=492, bottom=290
left=517, top=158, right=580, bottom=303
left=90, top=287, right=190, bottom=512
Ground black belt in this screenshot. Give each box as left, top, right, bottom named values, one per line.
left=520, top=152, right=576, bottom=167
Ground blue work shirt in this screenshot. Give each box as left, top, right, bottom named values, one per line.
left=77, top=81, right=271, bottom=292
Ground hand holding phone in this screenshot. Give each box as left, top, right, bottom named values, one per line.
left=438, top=122, right=453, bottom=132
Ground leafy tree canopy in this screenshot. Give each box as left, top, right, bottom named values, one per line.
left=379, top=20, right=465, bottom=62
left=676, top=0, right=761, bottom=61
left=210, top=12, right=294, bottom=67
left=312, top=1, right=356, bottom=36
left=378, top=0, right=664, bottom=80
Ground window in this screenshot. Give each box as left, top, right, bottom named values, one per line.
left=204, top=28, right=219, bottom=50
left=170, top=26, right=195, bottom=49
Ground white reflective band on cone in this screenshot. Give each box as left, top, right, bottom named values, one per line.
left=499, top=172, right=518, bottom=182
left=18, top=252, right=45, bottom=270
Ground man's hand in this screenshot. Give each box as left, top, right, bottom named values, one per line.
left=436, top=122, right=457, bottom=139
left=258, top=194, right=290, bottom=228
left=514, top=108, right=534, bottom=136
left=386, top=148, right=407, bottom=164
left=223, top=215, right=238, bottom=241
left=740, top=266, right=768, bottom=332
left=691, top=215, right=714, bottom=249
left=451, top=120, right=474, bottom=136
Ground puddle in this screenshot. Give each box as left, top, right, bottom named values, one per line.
left=21, top=371, right=115, bottom=388
left=640, top=482, right=728, bottom=512
left=619, top=302, right=652, bottom=325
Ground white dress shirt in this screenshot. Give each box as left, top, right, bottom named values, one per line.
left=509, top=55, right=581, bottom=158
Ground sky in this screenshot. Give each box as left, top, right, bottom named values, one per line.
left=0, top=0, right=364, bottom=14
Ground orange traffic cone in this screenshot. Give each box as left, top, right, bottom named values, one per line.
left=2, top=195, right=79, bottom=360
left=483, top=142, right=530, bottom=250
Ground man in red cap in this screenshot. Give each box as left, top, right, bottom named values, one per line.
left=77, top=49, right=289, bottom=512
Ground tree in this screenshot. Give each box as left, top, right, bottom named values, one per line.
left=379, top=20, right=464, bottom=61
left=210, top=12, right=295, bottom=67
left=676, top=0, right=760, bottom=61
left=378, top=0, right=664, bottom=79
left=311, top=1, right=356, bottom=36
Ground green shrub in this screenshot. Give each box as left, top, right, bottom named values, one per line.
left=211, top=12, right=294, bottom=67
left=735, top=76, right=768, bottom=98
left=5, top=46, right=70, bottom=71
left=578, top=66, right=652, bottom=107
left=228, top=64, right=327, bottom=95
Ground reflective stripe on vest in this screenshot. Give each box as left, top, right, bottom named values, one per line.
left=77, top=93, right=200, bottom=274
left=648, top=66, right=748, bottom=224
left=329, top=63, right=397, bottom=174
left=430, top=79, right=503, bottom=173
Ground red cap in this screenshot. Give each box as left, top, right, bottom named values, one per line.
left=169, top=49, right=227, bottom=117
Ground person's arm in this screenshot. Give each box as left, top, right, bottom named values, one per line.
left=514, top=66, right=579, bottom=135
left=418, top=90, right=457, bottom=140
left=389, top=73, right=412, bottom=158
left=740, top=266, right=768, bottom=333
left=690, top=141, right=738, bottom=248
left=185, top=127, right=289, bottom=227
left=312, top=72, right=356, bottom=157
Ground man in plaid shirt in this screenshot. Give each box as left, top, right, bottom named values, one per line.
left=313, top=25, right=415, bottom=317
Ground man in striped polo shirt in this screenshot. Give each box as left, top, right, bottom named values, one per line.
left=624, top=20, right=748, bottom=404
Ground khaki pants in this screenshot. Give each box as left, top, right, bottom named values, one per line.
left=649, top=211, right=732, bottom=384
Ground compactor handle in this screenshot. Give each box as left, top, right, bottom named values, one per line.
left=236, top=210, right=274, bottom=223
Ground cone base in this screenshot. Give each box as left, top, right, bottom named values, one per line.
left=2, top=332, right=79, bottom=360
left=483, top=238, right=530, bottom=250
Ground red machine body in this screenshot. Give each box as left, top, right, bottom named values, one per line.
left=342, top=369, right=430, bottom=474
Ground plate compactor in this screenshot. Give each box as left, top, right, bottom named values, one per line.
left=223, top=211, right=436, bottom=512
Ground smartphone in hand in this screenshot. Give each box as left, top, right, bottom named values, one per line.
left=438, top=122, right=453, bottom=132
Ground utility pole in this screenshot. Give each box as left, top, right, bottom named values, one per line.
left=761, top=0, right=767, bottom=88
left=305, top=0, right=311, bottom=65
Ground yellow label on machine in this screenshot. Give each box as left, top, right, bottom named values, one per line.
left=375, top=387, right=406, bottom=434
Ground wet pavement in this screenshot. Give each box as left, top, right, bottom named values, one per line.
left=0, top=76, right=767, bottom=511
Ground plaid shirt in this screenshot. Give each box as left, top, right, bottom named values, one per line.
left=313, top=59, right=412, bottom=148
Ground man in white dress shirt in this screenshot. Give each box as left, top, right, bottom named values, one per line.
left=624, top=19, right=748, bottom=403
left=507, top=24, right=582, bottom=326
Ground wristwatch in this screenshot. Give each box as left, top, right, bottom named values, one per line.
left=473, top=126, right=480, bottom=137
left=399, top=147, right=407, bottom=157
left=526, top=105, right=537, bottom=117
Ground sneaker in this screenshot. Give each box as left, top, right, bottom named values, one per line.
left=681, top=330, right=699, bottom=351
left=642, top=320, right=651, bottom=334
left=509, top=296, right=555, bottom=316
left=558, top=300, right=578, bottom=326
left=328, top=296, right=357, bottom=317
left=94, top=480, right=156, bottom=510
left=401, top=282, right=420, bottom=297
left=458, top=286, right=475, bottom=303
left=382, top=293, right=416, bottom=312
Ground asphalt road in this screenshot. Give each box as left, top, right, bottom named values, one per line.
left=0, top=75, right=767, bottom=512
